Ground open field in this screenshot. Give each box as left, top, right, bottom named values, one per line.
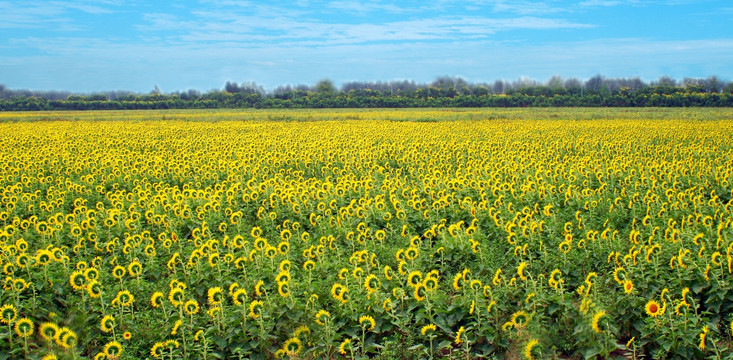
left=0, top=108, right=732, bottom=359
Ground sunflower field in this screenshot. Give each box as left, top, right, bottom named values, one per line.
left=0, top=109, right=732, bottom=360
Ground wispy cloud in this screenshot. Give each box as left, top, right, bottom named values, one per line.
left=0, top=0, right=122, bottom=30
left=137, top=6, right=592, bottom=46
left=325, top=1, right=411, bottom=14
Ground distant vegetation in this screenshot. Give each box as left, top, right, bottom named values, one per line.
left=2, top=75, right=732, bottom=111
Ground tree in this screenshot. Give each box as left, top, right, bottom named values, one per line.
left=315, top=79, right=336, bottom=94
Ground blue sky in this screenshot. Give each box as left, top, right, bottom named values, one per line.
left=1, top=0, right=732, bottom=93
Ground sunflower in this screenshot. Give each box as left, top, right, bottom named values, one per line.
left=407, top=271, right=423, bottom=287
left=315, top=309, right=330, bottom=326
left=278, top=282, right=290, bottom=298
left=645, top=300, right=663, bottom=317
left=364, top=274, right=380, bottom=293
left=111, top=265, right=126, bottom=280
left=83, top=267, right=99, bottom=282
left=39, top=322, right=59, bottom=342
left=113, top=290, right=134, bottom=307
left=207, top=306, right=221, bottom=319
left=249, top=300, right=263, bottom=319
left=169, top=287, right=185, bottom=307
left=331, top=283, right=346, bottom=300
left=55, top=327, right=77, bottom=350
left=455, top=326, right=465, bottom=345
left=511, top=310, right=530, bottom=328
left=100, top=315, right=116, bottom=333
left=184, top=300, right=199, bottom=315
left=283, top=337, right=302, bottom=354
left=232, top=288, right=248, bottom=306
left=592, top=310, right=606, bottom=333
left=414, top=283, right=427, bottom=301
left=14, top=317, right=34, bottom=337
left=122, top=331, right=132, bottom=340
left=171, top=319, right=182, bottom=335
left=338, top=338, right=351, bottom=355
left=421, top=324, right=437, bottom=336
left=397, top=261, right=408, bottom=276
left=0, top=303, right=18, bottom=324
left=303, top=260, right=316, bottom=271
left=151, top=291, right=164, bottom=308
left=383, top=265, right=394, bottom=280
left=623, top=280, right=633, bottom=294
left=275, top=271, right=291, bottom=284
left=524, top=339, right=540, bottom=360
left=382, top=298, right=393, bottom=312
left=699, top=326, right=709, bottom=350
left=103, top=340, right=123, bottom=358
left=254, top=280, right=265, bottom=297
left=150, top=342, right=166, bottom=358
left=41, top=355, right=58, bottom=360
left=492, top=268, right=502, bottom=286
left=208, top=287, right=224, bottom=306
left=359, top=315, right=376, bottom=331
left=517, top=262, right=528, bottom=281
left=69, top=270, right=86, bottom=291
left=87, top=280, right=103, bottom=298
left=452, top=272, right=463, bottom=291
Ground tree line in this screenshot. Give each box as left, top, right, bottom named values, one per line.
left=2, top=75, right=733, bottom=111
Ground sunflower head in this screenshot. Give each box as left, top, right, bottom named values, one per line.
left=101, top=315, right=116, bottom=333
left=0, top=304, right=18, bottom=324
left=14, top=318, right=34, bottom=337
left=645, top=300, right=663, bottom=317
left=104, top=340, right=123, bottom=358
left=358, top=315, right=376, bottom=331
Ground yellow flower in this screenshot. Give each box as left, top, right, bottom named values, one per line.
left=208, top=287, right=224, bottom=306
left=452, top=272, right=463, bottom=291
left=55, top=327, right=77, bottom=349
left=511, top=310, right=530, bottom=328
left=382, top=298, right=393, bottom=312
left=623, top=280, right=633, bottom=294
left=339, top=338, right=352, bottom=355
left=194, top=330, right=204, bottom=342
left=278, top=282, right=290, bottom=298
left=254, top=280, right=265, bottom=297
left=524, top=339, right=539, bottom=360
left=184, top=299, right=199, bottom=315
left=645, top=300, right=663, bottom=317
left=171, top=319, right=182, bottom=335
left=103, top=341, right=123, bottom=358
left=414, top=283, right=427, bottom=301
left=592, top=310, right=606, bottom=333
left=315, top=309, right=330, bottom=326
left=232, top=288, right=248, bottom=306
left=364, top=274, right=380, bottom=293
left=421, top=324, right=437, bottom=336
left=14, top=317, right=34, bottom=337
left=249, top=300, right=263, bottom=319
left=517, top=262, right=528, bottom=281
left=0, top=304, right=18, bottom=324
left=699, top=326, right=709, bottom=350
left=455, top=326, right=465, bottom=345
left=100, top=315, right=116, bottom=333
left=39, top=322, right=59, bottom=342
left=283, top=337, right=302, bottom=354
left=169, top=287, right=184, bottom=307
left=150, top=342, right=166, bottom=358
left=151, top=291, right=164, bottom=308
left=359, top=315, right=376, bottom=331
